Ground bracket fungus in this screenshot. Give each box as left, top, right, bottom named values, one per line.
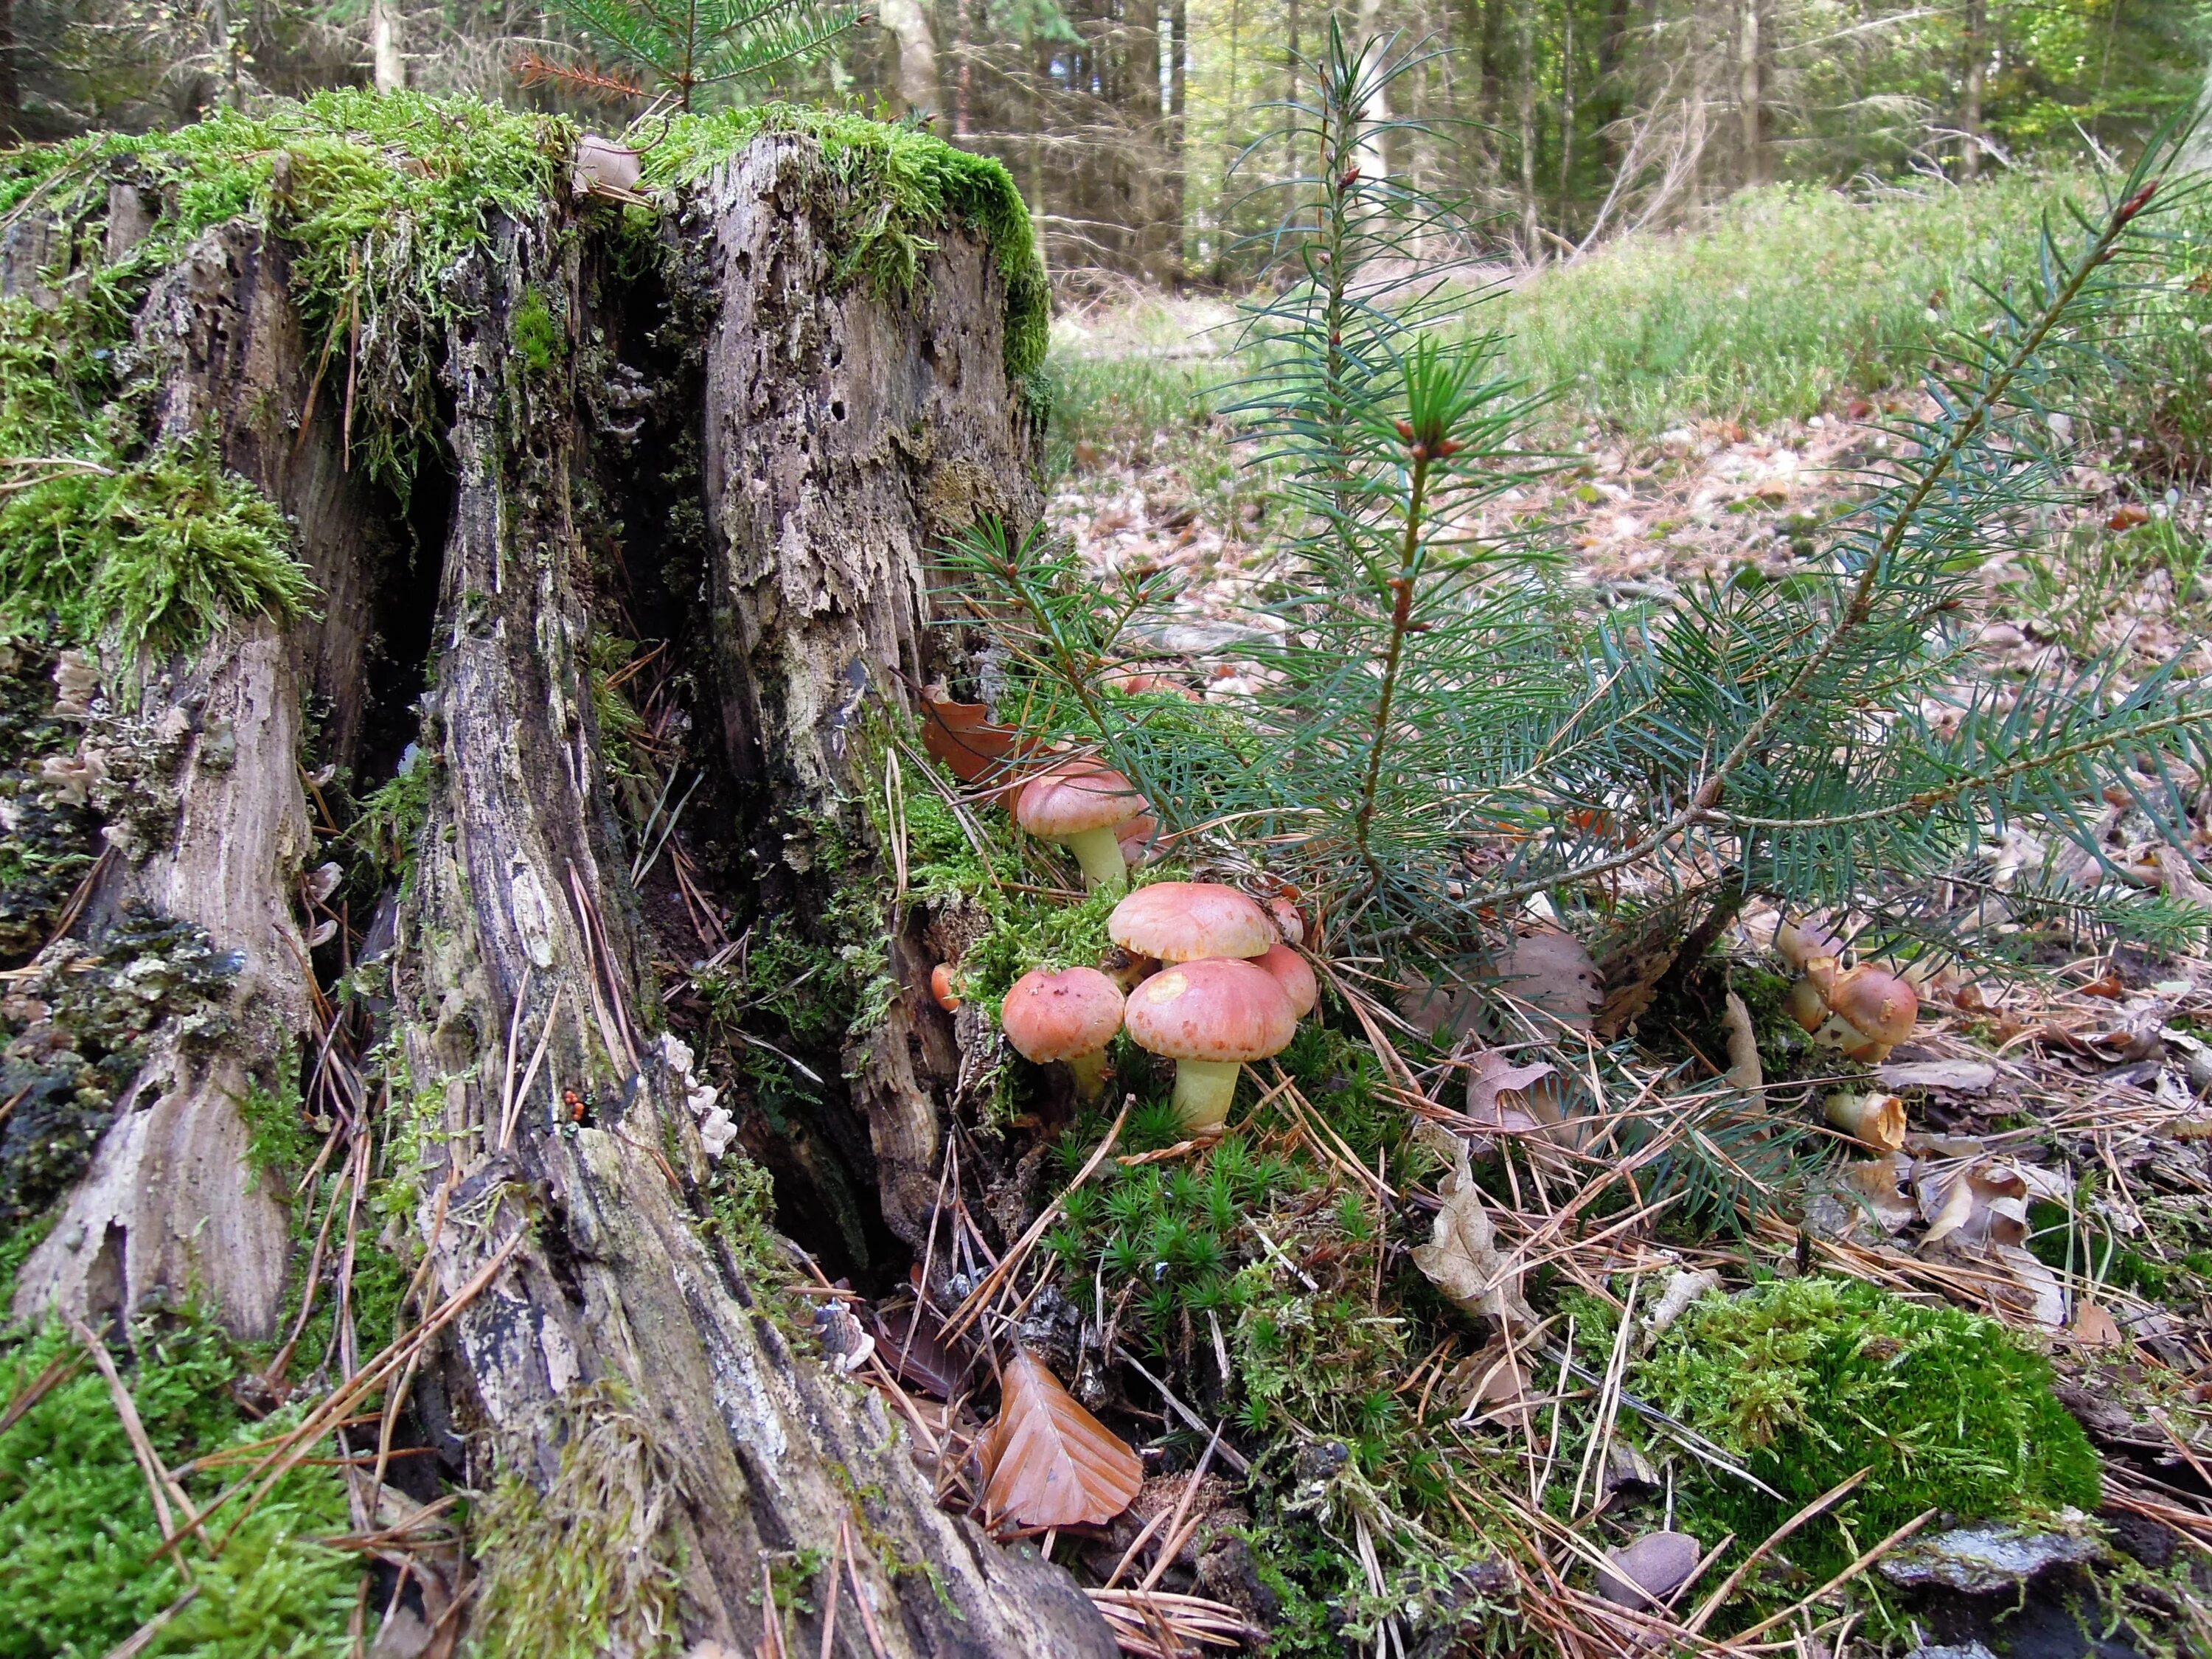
left=1001, top=965, right=1126, bottom=1101
left=1124, top=957, right=1297, bottom=1134
left=1015, top=764, right=1147, bottom=893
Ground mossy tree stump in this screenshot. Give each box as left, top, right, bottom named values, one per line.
left=1, top=105, right=1105, bottom=1659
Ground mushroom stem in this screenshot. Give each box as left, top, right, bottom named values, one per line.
left=1170, top=1059, right=1243, bottom=1134
left=1067, top=1047, right=1110, bottom=1102
left=1065, top=827, right=1130, bottom=894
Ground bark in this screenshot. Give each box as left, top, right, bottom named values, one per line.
left=10, top=223, right=399, bottom=1338
left=371, top=0, right=406, bottom=93
left=1736, top=0, right=1766, bottom=187
left=10, top=134, right=1108, bottom=1659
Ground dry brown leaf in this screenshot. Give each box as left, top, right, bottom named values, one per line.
left=1465, top=1050, right=1559, bottom=1131
left=1411, top=1136, right=1536, bottom=1335
left=1720, top=991, right=1763, bottom=1094
left=1494, top=929, right=1602, bottom=1034
left=919, top=697, right=1040, bottom=799
left=1838, top=1156, right=1918, bottom=1236
left=2067, top=1299, right=2124, bottom=1349
left=979, top=1350, right=1142, bottom=1531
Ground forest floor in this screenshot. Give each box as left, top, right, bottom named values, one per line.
left=937, top=265, right=2212, bottom=1655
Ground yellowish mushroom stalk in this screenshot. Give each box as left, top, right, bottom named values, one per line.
left=1824, top=1090, right=1907, bottom=1152
left=1062, top=826, right=1132, bottom=894
left=1067, top=1046, right=1110, bottom=1102
left=1169, top=1059, right=1243, bottom=1134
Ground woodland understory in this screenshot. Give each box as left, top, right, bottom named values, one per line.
left=7, top=54, right=2212, bottom=1659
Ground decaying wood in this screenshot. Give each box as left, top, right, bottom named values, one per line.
left=10, top=139, right=1112, bottom=1655
left=10, top=225, right=390, bottom=1338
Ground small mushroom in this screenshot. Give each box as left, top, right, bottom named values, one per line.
left=1825, top=1089, right=1906, bottom=1152
left=1251, top=941, right=1318, bottom=1019
left=1773, top=914, right=1846, bottom=973
left=1123, top=958, right=1297, bottom=1134
left=931, top=961, right=963, bottom=1012
left=1788, top=959, right=1919, bottom=1062
left=1116, top=811, right=1160, bottom=869
left=1001, top=966, right=1125, bottom=1101
left=1015, top=765, right=1147, bottom=894
left=1108, top=881, right=1274, bottom=964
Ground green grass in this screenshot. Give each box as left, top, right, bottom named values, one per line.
left=1496, top=172, right=2093, bottom=431
left=1045, top=171, right=2130, bottom=457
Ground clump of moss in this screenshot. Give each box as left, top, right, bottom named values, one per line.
left=644, top=105, right=1049, bottom=380
left=1636, top=1275, right=2102, bottom=1588
left=0, top=1317, right=355, bottom=1658
left=471, top=1384, right=685, bottom=1659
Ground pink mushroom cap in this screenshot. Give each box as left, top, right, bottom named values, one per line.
left=1000, top=967, right=1126, bottom=1062
left=1108, top=882, right=1275, bottom=964
left=1251, top=942, right=1318, bottom=1019
left=1124, top=958, right=1297, bottom=1063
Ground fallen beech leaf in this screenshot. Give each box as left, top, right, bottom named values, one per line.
left=1494, top=929, right=1601, bottom=1033
left=1453, top=1338, right=1536, bottom=1432
left=920, top=698, right=1039, bottom=796
left=979, top=1350, right=1142, bottom=1530
left=1877, top=1057, right=1996, bottom=1094
left=2067, top=1299, right=2124, bottom=1349
left=1837, top=1156, right=1917, bottom=1236
left=1465, top=1050, right=1558, bottom=1129
left=864, top=1301, right=972, bottom=1399
left=1412, top=1137, right=1536, bottom=1335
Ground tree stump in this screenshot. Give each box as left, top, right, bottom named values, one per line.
left=6, top=127, right=1108, bottom=1659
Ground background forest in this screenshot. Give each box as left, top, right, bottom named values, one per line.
left=5, top=0, right=2205, bottom=277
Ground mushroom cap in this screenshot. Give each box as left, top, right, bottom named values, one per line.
left=1124, top=958, right=1296, bottom=1063
left=1829, top=964, right=1918, bottom=1046
left=1015, top=765, right=1145, bottom=840
left=1001, top=967, right=1125, bottom=1062
left=1774, top=915, right=1846, bottom=973
left=1251, top=942, right=1318, bottom=1019
left=1108, top=882, right=1274, bottom=963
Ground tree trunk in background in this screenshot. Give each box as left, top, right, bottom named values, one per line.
left=0, top=0, right=19, bottom=142
left=1517, top=1, right=1540, bottom=252
left=1961, top=0, right=1986, bottom=178
left=878, top=0, right=939, bottom=115
left=1167, top=0, right=1188, bottom=279
left=1736, top=0, right=1766, bottom=185
left=371, top=0, right=405, bottom=91
left=10, top=131, right=1108, bottom=1659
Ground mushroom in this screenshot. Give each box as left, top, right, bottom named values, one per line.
left=1251, top=941, right=1318, bottom=1019
left=1123, top=958, right=1297, bottom=1134
left=1001, top=966, right=1126, bottom=1101
left=1824, top=1089, right=1906, bottom=1152
left=1116, top=811, right=1160, bottom=869
left=1787, top=959, right=1919, bottom=1062
left=930, top=962, right=963, bottom=1012
left=1015, top=765, right=1147, bottom=894
left=1108, top=881, right=1274, bottom=964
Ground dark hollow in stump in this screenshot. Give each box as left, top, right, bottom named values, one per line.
left=8, top=134, right=1110, bottom=1659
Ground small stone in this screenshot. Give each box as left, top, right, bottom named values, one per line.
left=1597, top=1530, right=1703, bottom=1610
left=1877, top=1523, right=2101, bottom=1594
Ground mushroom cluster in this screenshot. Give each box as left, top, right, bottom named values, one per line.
left=991, top=880, right=1317, bottom=1136
left=1110, top=882, right=1309, bottom=1135
left=1775, top=917, right=1920, bottom=1063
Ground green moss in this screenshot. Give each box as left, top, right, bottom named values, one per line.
left=0, top=1318, right=355, bottom=1658
left=1636, top=1275, right=2103, bottom=1592
left=471, top=1385, right=684, bottom=1659
left=511, top=285, right=563, bottom=375
left=644, top=105, right=1048, bottom=380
